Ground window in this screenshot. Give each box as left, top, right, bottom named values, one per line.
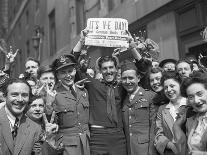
left=76, top=0, right=85, bottom=34
left=49, top=10, right=56, bottom=56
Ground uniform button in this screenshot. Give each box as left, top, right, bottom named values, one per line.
left=79, top=133, right=82, bottom=135
left=130, top=133, right=132, bottom=136
left=129, top=125, right=132, bottom=128
left=139, top=92, right=142, bottom=95
left=129, top=108, right=131, bottom=111
left=77, top=112, right=80, bottom=115
left=64, top=109, right=67, bottom=112
left=129, top=116, right=131, bottom=119
left=78, top=122, right=81, bottom=125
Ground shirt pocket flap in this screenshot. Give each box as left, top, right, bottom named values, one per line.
left=54, top=104, right=75, bottom=113
left=134, top=99, right=149, bottom=109
left=137, top=135, right=149, bottom=144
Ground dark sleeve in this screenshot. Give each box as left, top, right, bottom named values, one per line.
left=135, top=58, right=152, bottom=89
left=135, top=58, right=152, bottom=76
left=71, top=49, right=80, bottom=61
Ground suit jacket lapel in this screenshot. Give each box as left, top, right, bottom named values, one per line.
left=14, top=115, right=30, bottom=155
left=162, top=108, right=174, bottom=134
left=0, top=107, right=14, bottom=154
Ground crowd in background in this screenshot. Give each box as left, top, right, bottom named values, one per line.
left=0, top=27, right=207, bottom=155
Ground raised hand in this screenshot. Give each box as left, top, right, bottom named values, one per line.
left=45, top=83, right=56, bottom=105
left=75, top=78, right=90, bottom=89
left=33, top=83, right=46, bottom=95
left=6, top=46, right=19, bottom=64
left=43, top=111, right=58, bottom=136
left=166, top=141, right=178, bottom=154
left=80, top=29, right=89, bottom=41
left=43, top=111, right=64, bottom=151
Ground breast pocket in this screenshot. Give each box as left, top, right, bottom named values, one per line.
left=137, top=135, right=149, bottom=144
left=56, top=104, right=76, bottom=126
left=134, top=101, right=150, bottom=123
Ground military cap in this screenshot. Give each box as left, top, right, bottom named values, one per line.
left=52, top=54, right=76, bottom=71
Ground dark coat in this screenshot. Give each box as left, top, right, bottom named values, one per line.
left=122, top=87, right=158, bottom=155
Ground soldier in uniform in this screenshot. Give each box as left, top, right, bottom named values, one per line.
left=52, top=54, right=90, bottom=155
left=121, top=60, right=158, bottom=155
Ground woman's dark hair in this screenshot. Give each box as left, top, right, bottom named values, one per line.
left=29, top=94, right=45, bottom=106
left=2, top=78, right=32, bottom=97
left=148, top=67, right=164, bottom=79
left=161, top=71, right=181, bottom=86
left=181, top=71, right=207, bottom=97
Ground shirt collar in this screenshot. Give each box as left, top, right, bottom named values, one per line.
left=5, top=105, right=22, bottom=126
left=166, top=97, right=186, bottom=109
left=129, top=86, right=140, bottom=97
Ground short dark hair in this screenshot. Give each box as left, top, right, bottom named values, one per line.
left=30, top=94, right=45, bottom=105
left=149, top=67, right=163, bottom=75
left=98, top=56, right=118, bottom=69
left=181, top=71, right=207, bottom=97
left=161, top=71, right=181, bottom=86
left=25, top=57, right=40, bottom=67
left=3, top=78, right=32, bottom=97
left=147, top=67, right=164, bottom=83
left=37, top=65, right=55, bottom=79
left=176, top=58, right=193, bottom=71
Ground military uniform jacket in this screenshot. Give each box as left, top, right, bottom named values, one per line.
left=54, top=84, right=90, bottom=154
left=122, top=87, right=158, bottom=155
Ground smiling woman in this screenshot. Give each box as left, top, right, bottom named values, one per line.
left=27, top=95, right=45, bottom=124
left=154, top=71, right=186, bottom=155
left=173, top=71, right=207, bottom=154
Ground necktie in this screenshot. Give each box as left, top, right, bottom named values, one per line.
left=12, top=117, right=19, bottom=139
left=70, top=86, right=77, bottom=98
left=106, top=85, right=118, bottom=126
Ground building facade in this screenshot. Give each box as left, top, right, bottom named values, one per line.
left=1, top=0, right=207, bottom=76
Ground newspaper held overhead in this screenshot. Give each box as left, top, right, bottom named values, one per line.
left=85, top=18, right=129, bottom=48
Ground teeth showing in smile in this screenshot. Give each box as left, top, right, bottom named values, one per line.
left=167, top=93, right=174, bottom=97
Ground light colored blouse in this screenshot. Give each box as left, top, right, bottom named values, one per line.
left=190, top=113, right=207, bottom=152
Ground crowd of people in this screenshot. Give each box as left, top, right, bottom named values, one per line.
left=0, top=27, right=207, bottom=155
